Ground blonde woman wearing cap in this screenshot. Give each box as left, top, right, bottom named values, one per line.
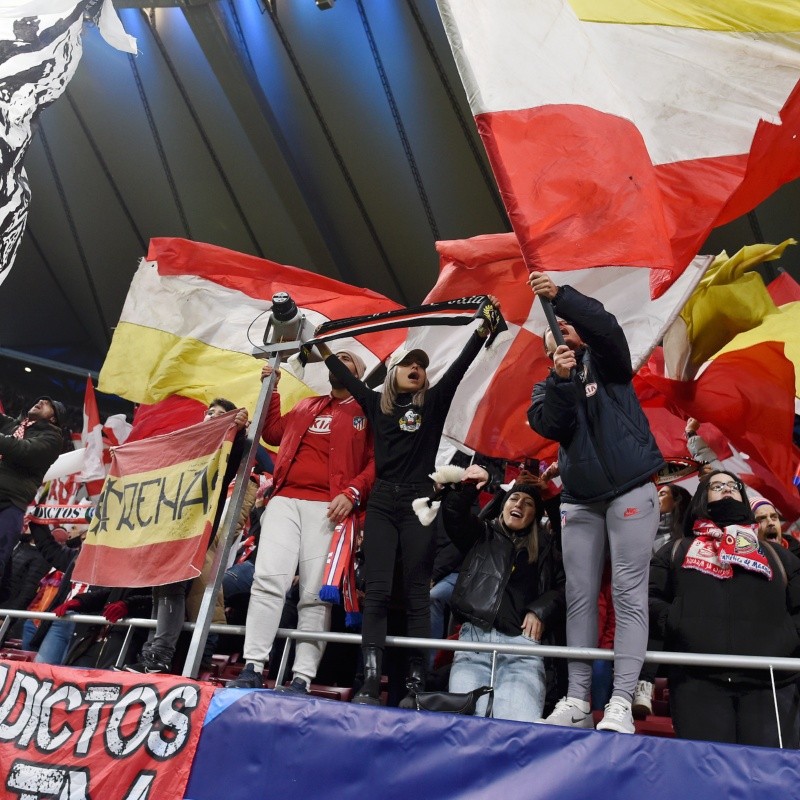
left=318, top=298, right=500, bottom=705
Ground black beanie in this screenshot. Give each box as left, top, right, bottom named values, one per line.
left=503, top=482, right=543, bottom=520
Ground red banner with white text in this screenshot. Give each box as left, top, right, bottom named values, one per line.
left=0, top=661, right=214, bottom=800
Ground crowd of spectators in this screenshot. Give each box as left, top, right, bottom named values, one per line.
left=1, top=276, right=799, bottom=751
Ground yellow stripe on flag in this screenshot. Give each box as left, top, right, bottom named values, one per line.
left=677, top=240, right=794, bottom=370
left=713, top=302, right=800, bottom=397
left=569, top=0, right=800, bottom=32
left=85, top=416, right=234, bottom=551
left=88, top=446, right=232, bottom=549
left=98, top=321, right=317, bottom=414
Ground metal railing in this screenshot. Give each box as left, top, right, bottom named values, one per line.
left=2, top=605, right=796, bottom=746
left=3, top=606, right=799, bottom=677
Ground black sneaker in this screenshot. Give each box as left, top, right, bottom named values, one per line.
left=274, top=677, right=310, bottom=695
left=125, top=655, right=170, bottom=674
left=227, top=664, right=264, bottom=689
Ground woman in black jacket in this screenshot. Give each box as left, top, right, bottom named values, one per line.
left=649, top=470, right=800, bottom=747
left=441, top=465, right=566, bottom=722
left=319, top=302, right=500, bottom=705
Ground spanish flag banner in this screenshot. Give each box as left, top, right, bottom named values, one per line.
left=436, top=0, right=800, bottom=296
left=73, top=412, right=237, bottom=588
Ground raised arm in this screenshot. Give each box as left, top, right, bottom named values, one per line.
left=529, top=271, right=632, bottom=383
left=440, top=466, right=489, bottom=554
left=318, top=342, right=375, bottom=409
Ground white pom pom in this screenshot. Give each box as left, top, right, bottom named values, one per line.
left=412, top=497, right=440, bottom=526
left=429, top=465, right=466, bottom=485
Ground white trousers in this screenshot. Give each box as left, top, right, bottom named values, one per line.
left=242, top=496, right=334, bottom=682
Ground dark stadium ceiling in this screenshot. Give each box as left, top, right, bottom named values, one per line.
left=2, top=0, right=799, bottom=412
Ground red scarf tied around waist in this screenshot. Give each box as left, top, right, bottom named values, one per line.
left=682, top=519, right=772, bottom=580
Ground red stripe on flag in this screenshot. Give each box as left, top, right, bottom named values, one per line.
left=108, top=412, right=235, bottom=476
left=476, top=106, right=675, bottom=277
left=768, top=272, right=800, bottom=306
left=428, top=237, right=534, bottom=325
left=476, top=77, right=800, bottom=296
left=637, top=341, right=797, bottom=492
left=73, top=528, right=211, bottom=588
left=464, top=326, right=558, bottom=462
left=146, top=238, right=407, bottom=357
left=128, top=395, right=207, bottom=443
left=148, top=238, right=400, bottom=315
left=714, top=77, right=800, bottom=227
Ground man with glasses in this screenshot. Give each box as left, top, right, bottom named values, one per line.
left=0, top=397, right=65, bottom=577
left=528, top=272, right=663, bottom=734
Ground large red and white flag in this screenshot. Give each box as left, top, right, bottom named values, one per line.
left=436, top=1, right=800, bottom=295
left=98, top=238, right=406, bottom=417
left=400, top=233, right=708, bottom=462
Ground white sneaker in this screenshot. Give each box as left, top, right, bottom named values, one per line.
left=631, top=680, right=653, bottom=719
left=596, top=696, right=635, bottom=734
left=539, top=697, right=594, bottom=729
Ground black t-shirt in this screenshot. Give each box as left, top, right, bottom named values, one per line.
left=325, top=332, right=484, bottom=484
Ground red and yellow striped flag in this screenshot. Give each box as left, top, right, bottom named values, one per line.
left=73, top=412, right=237, bottom=587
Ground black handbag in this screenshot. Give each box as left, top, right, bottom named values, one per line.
left=410, top=686, right=494, bottom=717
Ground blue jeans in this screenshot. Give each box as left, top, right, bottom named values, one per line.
left=449, top=622, right=546, bottom=722
left=223, top=560, right=255, bottom=603
left=21, top=619, right=38, bottom=651
left=430, top=572, right=458, bottom=668
left=430, top=573, right=458, bottom=640
left=34, top=620, right=76, bottom=665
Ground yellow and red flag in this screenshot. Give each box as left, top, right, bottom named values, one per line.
left=73, top=411, right=238, bottom=587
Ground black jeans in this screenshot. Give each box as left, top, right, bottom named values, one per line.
left=670, top=669, right=800, bottom=748
left=360, top=480, right=435, bottom=653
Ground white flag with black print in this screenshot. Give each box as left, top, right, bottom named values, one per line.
left=0, top=0, right=135, bottom=284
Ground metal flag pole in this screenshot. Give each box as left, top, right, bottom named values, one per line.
left=182, top=294, right=308, bottom=677
left=540, top=296, right=565, bottom=348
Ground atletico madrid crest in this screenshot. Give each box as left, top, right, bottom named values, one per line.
left=353, top=416, right=367, bottom=431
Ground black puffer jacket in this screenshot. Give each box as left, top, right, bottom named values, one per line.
left=0, top=414, right=63, bottom=509
left=527, top=285, right=663, bottom=504
left=649, top=533, right=800, bottom=686
left=5, top=539, right=51, bottom=610
left=28, top=523, right=80, bottom=649
left=442, top=484, right=565, bottom=638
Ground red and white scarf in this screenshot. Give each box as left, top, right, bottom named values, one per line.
left=682, top=519, right=772, bottom=580
left=319, top=513, right=361, bottom=628
left=0, top=418, right=32, bottom=461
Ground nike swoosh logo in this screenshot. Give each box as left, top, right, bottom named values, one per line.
left=571, top=715, right=585, bottom=723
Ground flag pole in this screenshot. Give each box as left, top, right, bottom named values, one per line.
left=181, top=351, right=282, bottom=678
left=183, top=294, right=308, bottom=677
left=539, top=296, right=566, bottom=348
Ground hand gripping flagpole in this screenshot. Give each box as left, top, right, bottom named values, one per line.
left=182, top=293, right=308, bottom=678
left=540, top=296, right=565, bottom=349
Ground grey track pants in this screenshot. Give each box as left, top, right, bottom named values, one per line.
left=561, top=481, right=658, bottom=703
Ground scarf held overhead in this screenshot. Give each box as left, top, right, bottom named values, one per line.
left=300, top=296, right=506, bottom=363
